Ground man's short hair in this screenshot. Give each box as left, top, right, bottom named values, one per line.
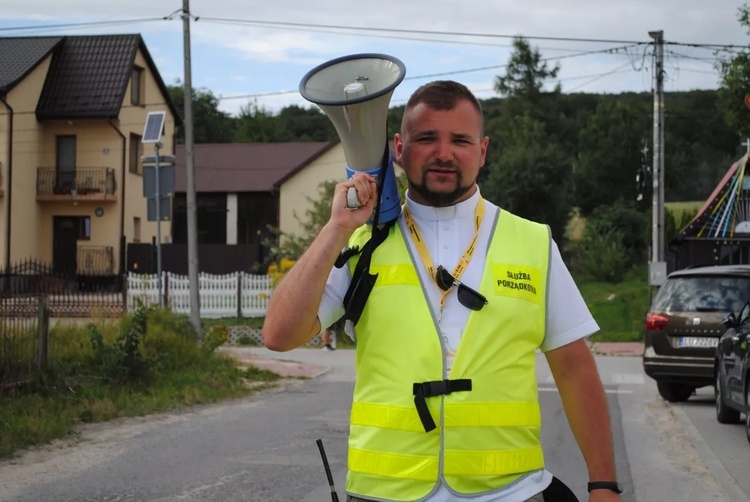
left=405, top=80, right=482, bottom=114
left=403, top=80, right=483, bottom=130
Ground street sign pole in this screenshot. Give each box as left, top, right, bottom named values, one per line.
left=155, top=142, right=163, bottom=307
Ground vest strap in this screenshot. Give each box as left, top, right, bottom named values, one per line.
left=413, top=379, right=472, bottom=432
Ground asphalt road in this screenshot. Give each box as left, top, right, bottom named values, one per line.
left=0, top=349, right=747, bottom=502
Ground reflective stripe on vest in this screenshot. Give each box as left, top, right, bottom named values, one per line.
left=345, top=209, right=550, bottom=501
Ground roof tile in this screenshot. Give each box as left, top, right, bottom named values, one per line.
left=36, top=35, right=139, bottom=118
left=0, top=37, right=61, bottom=92
left=174, top=142, right=338, bottom=192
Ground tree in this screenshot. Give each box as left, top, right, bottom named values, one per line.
left=570, top=201, right=648, bottom=282
left=277, top=105, right=336, bottom=141
left=574, top=99, right=648, bottom=216
left=495, top=37, right=561, bottom=102
left=167, top=82, right=234, bottom=144
left=482, top=113, right=574, bottom=246
left=234, top=102, right=288, bottom=143
left=718, top=4, right=750, bottom=138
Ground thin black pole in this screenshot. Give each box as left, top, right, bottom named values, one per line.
left=315, top=439, right=340, bottom=502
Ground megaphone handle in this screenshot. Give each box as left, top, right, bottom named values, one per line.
left=346, top=187, right=361, bottom=209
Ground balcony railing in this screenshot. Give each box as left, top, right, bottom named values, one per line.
left=37, top=167, right=117, bottom=201
left=78, top=246, right=115, bottom=276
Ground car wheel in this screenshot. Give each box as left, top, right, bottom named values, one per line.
left=657, top=381, right=695, bottom=402
left=716, top=372, right=741, bottom=423
left=746, top=386, right=750, bottom=444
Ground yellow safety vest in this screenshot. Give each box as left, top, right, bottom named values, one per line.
left=345, top=208, right=550, bottom=501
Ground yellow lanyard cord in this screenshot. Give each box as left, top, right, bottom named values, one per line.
left=404, top=197, right=486, bottom=316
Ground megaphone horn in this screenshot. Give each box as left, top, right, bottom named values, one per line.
left=299, top=53, right=406, bottom=224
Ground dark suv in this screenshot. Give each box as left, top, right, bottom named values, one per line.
left=714, top=299, right=750, bottom=442
left=643, top=265, right=750, bottom=402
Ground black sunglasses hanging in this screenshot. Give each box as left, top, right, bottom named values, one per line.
left=435, top=265, right=488, bottom=311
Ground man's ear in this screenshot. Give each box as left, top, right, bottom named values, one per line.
left=479, top=136, right=489, bottom=167
left=393, top=133, right=404, bottom=164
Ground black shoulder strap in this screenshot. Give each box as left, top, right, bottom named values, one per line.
left=338, top=140, right=400, bottom=325
left=341, top=220, right=395, bottom=325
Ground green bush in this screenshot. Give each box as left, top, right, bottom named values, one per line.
left=571, top=228, right=630, bottom=283
left=1, top=308, right=276, bottom=459
left=571, top=201, right=647, bottom=282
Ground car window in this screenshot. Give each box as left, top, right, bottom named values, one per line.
left=740, top=300, right=750, bottom=325
left=653, top=276, right=750, bottom=313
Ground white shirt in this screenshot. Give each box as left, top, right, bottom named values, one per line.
left=318, top=189, right=599, bottom=502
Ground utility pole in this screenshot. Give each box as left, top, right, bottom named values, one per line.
left=649, top=30, right=667, bottom=286
left=182, top=0, right=201, bottom=332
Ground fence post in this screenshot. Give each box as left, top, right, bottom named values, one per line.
left=164, top=272, right=170, bottom=308
left=122, top=273, right=128, bottom=314
left=37, top=295, right=49, bottom=371
left=237, top=272, right=242, bottom=318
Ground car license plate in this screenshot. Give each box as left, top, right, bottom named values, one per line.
left=678, top=336, right=718, bottom=348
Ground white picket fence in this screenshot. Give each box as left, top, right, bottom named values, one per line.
left=127, top=272, right=273, bottom=318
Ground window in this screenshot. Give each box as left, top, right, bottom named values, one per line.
left=78, top=217, right=91, bottom=240
left=738, top=300, right=750, bottom=326
left=654, top=276, right=750, bottom=314
left=131, top=66, right=144, bottom=105
left=133, top=217, right=141, bottom=243
left=129, top=133, right=142, bottom=174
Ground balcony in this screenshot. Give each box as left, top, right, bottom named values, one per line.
left=78, top=245, right=115, bottom=276
left=37, top=167, right=117, bottom=202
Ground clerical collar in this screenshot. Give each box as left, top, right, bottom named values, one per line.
left=404, top=188, right=481, bottom=222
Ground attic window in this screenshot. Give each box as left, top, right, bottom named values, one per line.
left=131, top=66, right=144, bottom=105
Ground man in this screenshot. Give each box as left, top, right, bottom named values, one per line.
left=321, top=327, right=336, bottom=351
left=263, top=81, right=622, bottom=502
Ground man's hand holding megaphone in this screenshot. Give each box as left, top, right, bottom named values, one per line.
left=331, top=173, right=378, bottom=231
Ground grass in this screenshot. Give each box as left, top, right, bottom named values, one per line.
left=578, top=268, right=651, bottom=343
left=665, top=201, right=703, bottom=222
left=0, top=307, right=280, bottom=459
left=202, top=316, right=264, bottom=329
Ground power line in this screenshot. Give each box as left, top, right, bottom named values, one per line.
left=567, top=62, right=635, bottom=92
left=217, top=44, right=644, bottom=102
left=199, top=16, right=647, bottom=45
left=0, top=17, right=168, bottom=32
left=198, top=19, right=518, bottom=49
left=1, top=14, right=745, bottom=52
left=666, top=41, right=750, bottom=50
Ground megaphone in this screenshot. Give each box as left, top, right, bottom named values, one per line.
left=299, top=53, right=406, bottom=224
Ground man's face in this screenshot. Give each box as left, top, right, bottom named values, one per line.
left=394, top=99, right=489, bottom=207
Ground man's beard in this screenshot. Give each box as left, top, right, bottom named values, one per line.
left=408, top=168, right=472, bottom=207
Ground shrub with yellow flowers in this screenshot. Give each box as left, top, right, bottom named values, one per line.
left=203, top=324, right=229, bottom=353
left=267, top=258, right=296, bottom=287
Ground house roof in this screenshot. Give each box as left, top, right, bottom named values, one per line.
left=678, top=154, right=750, bottom=241
left=0, top=34, right=180, bottom=120
left=174, top=141, right=339, bottom=193
left=0, top=37, right=62, bottom=92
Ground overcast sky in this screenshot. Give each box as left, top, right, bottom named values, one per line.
left=2, top=0, right=749, bottom=116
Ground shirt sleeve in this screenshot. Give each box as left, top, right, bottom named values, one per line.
left=317, top=263, right=349, bottom=334
left=540, top=240, right=600, bottom=352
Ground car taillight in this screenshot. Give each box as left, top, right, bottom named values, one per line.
left=645, top=313, right=669, bottom=331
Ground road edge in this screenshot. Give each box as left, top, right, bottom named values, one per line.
left=671, top=404, right=750, bottom=502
